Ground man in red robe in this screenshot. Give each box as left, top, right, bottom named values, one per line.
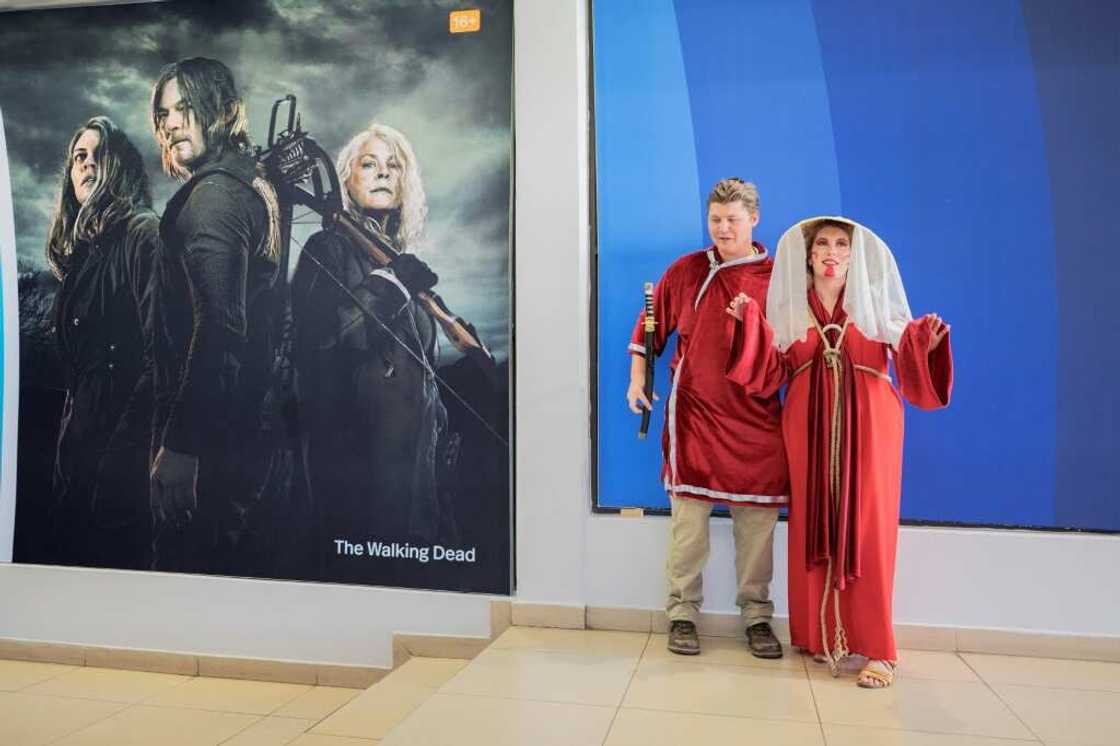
left=627, top=179, right=789, bottom=657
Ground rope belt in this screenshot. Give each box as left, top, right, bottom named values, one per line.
left=792, top=360, right=890, bottom=382
left=791, top=327, right=890, bottom=674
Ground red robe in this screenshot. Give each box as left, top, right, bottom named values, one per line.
left=630, top=244, right=788, bottom=506
left=727, top=291, right=952, bottom=660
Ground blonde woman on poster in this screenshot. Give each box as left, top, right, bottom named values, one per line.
left=291, top=123, right=456, bottom=582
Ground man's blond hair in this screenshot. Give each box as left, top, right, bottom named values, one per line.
left=707, top=178, right=759, bottom=215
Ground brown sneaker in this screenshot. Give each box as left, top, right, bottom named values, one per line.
left=746, top=621, right=783, bottom=659
left=667, top=620, right=700, bottom=656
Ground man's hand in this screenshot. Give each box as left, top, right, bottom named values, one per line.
left=726, top=292, right=752, bottom=321
left=150, top=446, right=199, bottom=524
left=627, top=378, right=659, bottom=414
left=924, top=313, right=950, bottom=351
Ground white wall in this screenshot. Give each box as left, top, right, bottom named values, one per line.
left=0, top=0, right=1117, bottom=672
left=509, top=0, right=1120, bottom=640
left=583, top=517, right=1120, bottom=637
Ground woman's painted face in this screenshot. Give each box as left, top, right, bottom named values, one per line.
left=809, top=225, right=852, bottom=280
left=70, top=128, right=100, bottom=206
left=346, top=137, right=402, bottom=211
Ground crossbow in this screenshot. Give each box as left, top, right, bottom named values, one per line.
left=255, top=95, right=493, bottom=361
left=254, top=96, right=505, bottom=446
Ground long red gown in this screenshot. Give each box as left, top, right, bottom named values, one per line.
left=727, top=290, right=953, bottom=661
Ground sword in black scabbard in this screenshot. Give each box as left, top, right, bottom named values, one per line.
left=638, top=281, right=656, bottom=439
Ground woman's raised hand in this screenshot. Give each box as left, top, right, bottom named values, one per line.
left=726, top=292, right=752, bottom=321
left=925, top=313, right=950, bottom=351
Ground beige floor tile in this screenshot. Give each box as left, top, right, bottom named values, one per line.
left=994, top=684, right=1120, bottom=745
left=606, top=708, right=825, bottom=745
left=645, top=633, right=806, bottom=672
left=22, top=665, right=190, bottom=703
left=823, top=723, right=1039, bottom=745
left=440, top=647, right=638, bottom=706
left=144, top=675, right=311, bottom=715
left=289, top=735, right=378, bottom=744
left=510, top=602, right=586, bottom=629
left=622, top=658, right=817, bottom=722
left=380, top=692, right=615, bottom=746
left=0, top=692, right=125, bottom=746
left=489, top=626, right=649, bottom=658
left=316, top=665, right=385, bottom=689
left=53, top=704, right=257, bottom=746
left=0, top=659, right=76, bottom=691
left=222, top=716, right=316, bottom=745
left=587, top=606, right=653, bottom=633
left=273, top=686, right=361, bottom=720
left=380, top=657, right=467, bottom=688
left=393, top=634, right=489, bottom=661
left=806, top=651, right=979, bottom=683
left=311, top=683, right=434, bottom=739
left=197, top=656, right=318, bottom=685
left=963, top=653, right=1120, bottom=692
left=810, top=676, right=1034, bottom=739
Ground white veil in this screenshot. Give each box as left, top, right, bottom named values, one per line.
left=767, top=216, right=912, bottom=351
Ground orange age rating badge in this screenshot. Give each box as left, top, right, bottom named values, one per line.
left=449, top=9, right=481, bottom=33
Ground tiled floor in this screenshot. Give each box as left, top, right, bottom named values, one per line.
left=1, top=629, right=1119, bottom=745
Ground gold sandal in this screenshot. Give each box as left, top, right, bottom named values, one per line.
left=857, top=659, right=897, bottom=689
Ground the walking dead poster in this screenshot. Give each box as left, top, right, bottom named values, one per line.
left=0, top=0, right=513, bottom=594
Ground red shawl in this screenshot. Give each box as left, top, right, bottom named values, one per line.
left=804, top=288, right=862, bottom=590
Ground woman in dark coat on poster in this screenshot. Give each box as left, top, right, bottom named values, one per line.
left=42, top=116, right=161, bottom=570
left=292, top=122, right=455, bottom=582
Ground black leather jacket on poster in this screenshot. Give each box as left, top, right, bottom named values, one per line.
left=292, top=228, right=451, bottom=559
left=51, top=209, right=160, bottom=569
left=153, top=151, right=279, bottom=570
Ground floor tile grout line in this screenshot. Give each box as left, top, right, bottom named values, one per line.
left=413, top=688, right=629, bottom=710
left=38, top=697, right=135, bottom=746
left=214, top=711, right=271, bottom=746
left=810, top=664, right=1045, bottom=742
left=801, top=652, right=830, bottom=745
left=818, top=722, right=1047, bottom=743
left=5, top=661, right=82, bottom=694
left=957, top=652, right=1045, bottom=743
left=483, top=645, right=651, bottom=661
left=599, top=632, right=651, bottom=745
left=618, top=704, right=821, bottom=726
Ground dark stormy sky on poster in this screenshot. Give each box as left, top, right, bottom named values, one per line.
left=0, top=0, right=512, bottom=361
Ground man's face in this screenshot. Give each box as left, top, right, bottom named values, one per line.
left=156, top=78, right=207, bottom=171
left=707, top=201, right=758, bottom=255
left=70, top=128, right=100, bottom=206
left=346, top=137, right=402, bottom=212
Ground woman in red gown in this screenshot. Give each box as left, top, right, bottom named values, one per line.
left=726, top=217, right=952, bottom=688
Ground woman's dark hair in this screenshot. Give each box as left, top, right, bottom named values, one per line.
left=45, top=116, right=152, bottom=278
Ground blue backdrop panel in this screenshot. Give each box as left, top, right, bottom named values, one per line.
left=595, top=0, right=700, bottom=510
left=593, top=0, right=1120, bottom=531
left=596, top=0, right=841, bottom=511
left=807, top=0, right=1056, bottom=526
left=1020, top=0, right=1120, bottom=531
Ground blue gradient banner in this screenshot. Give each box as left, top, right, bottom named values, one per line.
left=594, top=0, right=1120, bottom=531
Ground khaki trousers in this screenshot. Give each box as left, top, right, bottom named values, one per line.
left=666, top=495, right=778, bottom=626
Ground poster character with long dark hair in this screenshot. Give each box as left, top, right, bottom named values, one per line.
left=43, top=115, right=161, bottom=570
left=148, top=57, right=282, bottom=574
